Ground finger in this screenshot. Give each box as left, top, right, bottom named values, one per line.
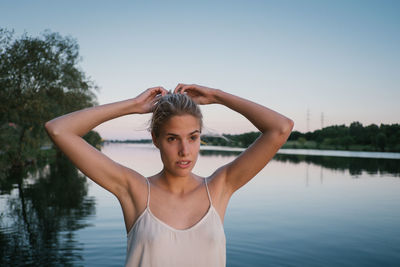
left=174, top=83, right=185, bottom=94
left=160, top=87, right=168, bottom=96
left=150, top=96, right=161, bottom=109
left=151, top=87, right=167, bottom=105
left=151, top=97, right=160, bottom=105
left=180, top=85, right=193, bottom=95
left=173, top=84, right=180, bottom=94
left=152, top=86, right=166, bottom=96
left=178, top=85, right=191, bottom=95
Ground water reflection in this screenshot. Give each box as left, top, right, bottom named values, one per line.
left=0, top=154, right=95, bottom=266
left=200, top=149, right=241, bottom=157
left=274, top=154, right=400, bottom=177
left=200, top=148, right=400, bottom=177
left=2, top=144, right=400, bottom=266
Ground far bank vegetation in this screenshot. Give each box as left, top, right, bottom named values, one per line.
left=108, top=122, right=400, bottom=152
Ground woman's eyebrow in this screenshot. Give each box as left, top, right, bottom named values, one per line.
left=166, top=130, right=200, bottom=136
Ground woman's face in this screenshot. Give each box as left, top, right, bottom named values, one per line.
left=153, top=114, right=201, bottom=177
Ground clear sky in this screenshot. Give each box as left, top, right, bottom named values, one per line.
left=2, top=0, right=399, bottom=139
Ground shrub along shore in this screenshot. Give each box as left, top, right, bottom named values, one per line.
left=107, top=122, right=400, bottom=153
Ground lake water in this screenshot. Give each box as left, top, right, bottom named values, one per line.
left=1, top=143, right=400, bottom=266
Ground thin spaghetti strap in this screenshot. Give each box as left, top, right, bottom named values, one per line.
left=146, top=178, right=150, bottom=208
left=204, top=178, right=213, bottom=206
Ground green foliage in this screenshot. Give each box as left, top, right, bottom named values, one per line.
left=298, top=137, right=307, bottom=145
left=201, top=131, right=261, bottom=148
left=0, top=29, right=99, bottom=171
left=0, top=154, right=95, bottom=265
left=376, top=133, right=387, bottom=152
left=117, top=121, right=400, bottom=153
left=274, top=154, right=400, bottom=177
left=285, top=121, right=400, bottom=152
left=83, top=130, right=103, bottom=150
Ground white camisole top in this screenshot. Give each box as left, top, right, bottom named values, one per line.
left=125, top=177, right=226, bottom=267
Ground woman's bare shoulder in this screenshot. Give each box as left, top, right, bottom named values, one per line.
left=206, top=166, right=227, bottom=187
left=118, top=167, right=149, bottom=202
left=120, top=168, right=152, bottom=210
left=118, top=168, right=154, bottom=233
left=205, top=167, right=233, bottom=202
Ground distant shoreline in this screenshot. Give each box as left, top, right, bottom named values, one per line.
left=104, top=142, right=400, bottom=160
left=105, top=121, right=400, bottom=153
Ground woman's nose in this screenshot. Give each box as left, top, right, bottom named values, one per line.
left=178, top=140, right=189, bottom=156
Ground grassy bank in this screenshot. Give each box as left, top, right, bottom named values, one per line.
left=283, top=140, right=388, bottom=152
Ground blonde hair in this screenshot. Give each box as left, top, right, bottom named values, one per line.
left=150, top=93, right=203, bottom=137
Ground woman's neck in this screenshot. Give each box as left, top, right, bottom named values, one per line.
left=156, top=169, right=199, bottom=195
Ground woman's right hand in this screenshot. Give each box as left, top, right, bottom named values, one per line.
left=133, top=86, right=168, bottom=114
left=173, top=83, right=219, bottom=105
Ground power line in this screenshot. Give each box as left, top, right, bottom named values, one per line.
left=321, top=112, right=324, bottom=129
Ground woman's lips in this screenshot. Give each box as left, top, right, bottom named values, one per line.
left=176, top=160, right=191, bottom=168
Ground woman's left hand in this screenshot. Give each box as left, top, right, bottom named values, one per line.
left=174, top=83, right=219, bottom=105
left=133, top=86, right=168, bottom=114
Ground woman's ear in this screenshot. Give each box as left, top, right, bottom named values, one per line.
left=151, top=132, right=159, bottom=148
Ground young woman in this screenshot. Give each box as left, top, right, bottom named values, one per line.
left=45, top=83, right=294, bottom=267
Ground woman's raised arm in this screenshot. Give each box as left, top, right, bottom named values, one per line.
left=174, top=83, right=294, bottom=195
left=45, top=86, right=168, bottom=197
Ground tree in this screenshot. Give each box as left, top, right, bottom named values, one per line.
left=376, top=133, right=387, bottom=152
left=349, top=121, right=365, bottom=144
left=288, top=130, right=302, bottom=141
left=0, top=154, right=95, bottom=265
left=0, top=29, right=98, bottom=172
